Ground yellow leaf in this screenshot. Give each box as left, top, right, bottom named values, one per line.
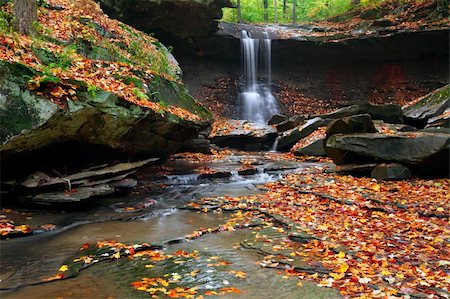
left=436, top=207, right=444, bottom=212
left=330, top=272, right=344, bottom=280
left=296, top=281, right=303, bottom=287
left=145, top=264, right=155, bottom=268
left=58, top=265, right=69, bottom=272
left=337, top=252, right=345, bottom=259
left=112, top=252, right=120, bottom=259
left=381, top=269, right=391, bottom=276
left=372, top=184, right=381, bottom=192
left=234, top=271, right=247, bottom=279
left=190, top=269, right=200, bottom=277
left=338, top=263, right=349, bottom=273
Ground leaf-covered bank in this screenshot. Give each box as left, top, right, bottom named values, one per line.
left=0, top=0, right=212, bottom=169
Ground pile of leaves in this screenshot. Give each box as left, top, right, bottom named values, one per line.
left=44, top=238, right=247, bottom=298
left=291, top=126, right=326, bottom=153
left=0, top=0, right=205, bottom=122
left=0, top=219, right=32, bottom=238
left=0, top=208, right=56, bottom=239
left=186, top=172, right=450, bottom=298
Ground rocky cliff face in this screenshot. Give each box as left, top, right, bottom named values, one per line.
left=99, top=0, right=234, bottom=46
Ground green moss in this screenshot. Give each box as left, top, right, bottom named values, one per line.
left=122, top=76, right=144, bottom=89
left=422, top=85, right=449, bottom=106
left=146, top=76, right=212, bottom=121
left=410, top=85, right=449, bottom=109
left=0, top=9, right=12, bottom=33
left=74, top=38, right=125, bottom=62
left=0, top=61, right=59, bottom=143
left=79, top=17, right=116, bottom=38
left=32, top=44, right=75, bottom=70
left=0, top=95, right=34, bottom=141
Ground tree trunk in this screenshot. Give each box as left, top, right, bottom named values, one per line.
left=237, top=0, right=242, bottom=23
left=273, top=0, right=277, bottom=23
left=283, top=0, right=287, bottom=16
left=13, top=0, right=37, bottom=35
left=292, top=0, right=296, bottom=23
left=263, top=0, right=268, bottom=22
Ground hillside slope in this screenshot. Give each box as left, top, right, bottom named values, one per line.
left=0, top=0, right=212, bottom=166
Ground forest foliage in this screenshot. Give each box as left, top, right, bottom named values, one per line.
left=222, top=0, right=431, bottom=23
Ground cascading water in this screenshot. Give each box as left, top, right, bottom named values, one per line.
left=240, top=30, right=280, bottom=123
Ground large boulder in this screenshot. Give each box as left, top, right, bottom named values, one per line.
left=99, top=0, right=233, bottom=45
left=0, top=1, right=212, bottom=180
left=357, top=102, right=404, bottom=124
left=326, top=132, right=450, bottom=174
left=208, top=120, right=277, bottom=150
left=326, top=114, right=377, bottom=138
left=403, top=85, right=450, bottom=127
left=317, top=102, right=404, bottom=124
left=0, top=62, right=209, bottom=159
left=0, top=64, right=210, bottom=180
left=324, top=114, right=377, bottom=160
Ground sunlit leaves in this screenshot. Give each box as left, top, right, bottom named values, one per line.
left=0, top=0, right=205, bottom=122
left=186, top=167, right=450, bottom=298
left=58, top=265, right=69, bottom=272
left=0, top=220, right=32, bottom=238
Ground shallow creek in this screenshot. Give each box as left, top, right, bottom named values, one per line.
left=0, top=153, right=340, bottom=298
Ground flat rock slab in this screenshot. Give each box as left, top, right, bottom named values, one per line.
left=427, top=109, right=450, bottom=128
left=31, top=184, right=115, bottom=203
left=22, top=158, right=158, bottom=190
left=326, top=132, right=450, bottom=173
left=209, top=120, right=277, bottom=150
left=317, top=103, right=403, bottom=124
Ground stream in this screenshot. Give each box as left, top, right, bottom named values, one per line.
left=0, top=152, right=340, bottom=298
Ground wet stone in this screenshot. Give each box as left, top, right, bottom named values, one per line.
left=371, top=163, right=412, bottom=181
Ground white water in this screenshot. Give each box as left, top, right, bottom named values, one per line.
left=166, top=174, right=200, bottom=184
left=240, top=30, right=280, bottom=123
left=270, top=136, right=280, bottom=152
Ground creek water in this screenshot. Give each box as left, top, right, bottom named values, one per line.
left=240, top=30, right=280, bottom=123
left=0, top=153, right=339, bottom=298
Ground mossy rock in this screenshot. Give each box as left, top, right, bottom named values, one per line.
left=403, top=85, right=450, bottom=126
left=0, top=60, right=209, bottom=161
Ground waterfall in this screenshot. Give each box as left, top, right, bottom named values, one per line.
left=240, top=30, right=280, bottom=123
